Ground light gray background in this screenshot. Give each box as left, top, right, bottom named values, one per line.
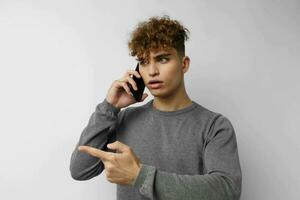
left=0, top=0, right=299, bottom=199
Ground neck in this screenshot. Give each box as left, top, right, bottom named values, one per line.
left=152, top=80, right=193, bottom=112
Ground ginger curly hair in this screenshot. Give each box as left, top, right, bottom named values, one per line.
left=127, top=15, right=190, bottom=63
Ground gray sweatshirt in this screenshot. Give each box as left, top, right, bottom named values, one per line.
left=70, top=98, right=242, bottom=200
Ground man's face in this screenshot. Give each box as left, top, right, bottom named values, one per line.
left=137, top=47, right=189, bottom=98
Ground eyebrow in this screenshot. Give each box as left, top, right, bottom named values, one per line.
left=154, top=53, right=172, bottom=59
left=136, top=53, right=172, bottom=62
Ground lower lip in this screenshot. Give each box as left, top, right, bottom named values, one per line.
left=149, top=82, right=163, bottom=89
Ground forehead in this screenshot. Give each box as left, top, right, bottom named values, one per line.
left=137, top=47, right=175, bottom=61
left=150, top=47, right=175, bottom=57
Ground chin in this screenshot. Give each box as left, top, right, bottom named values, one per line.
left=151, top=89, right=173, bottom=99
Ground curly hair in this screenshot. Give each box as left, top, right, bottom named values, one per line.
left=127, top=15, right=190, bottom=63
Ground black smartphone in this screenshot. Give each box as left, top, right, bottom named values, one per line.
left=128, top=63, right=145, bottom=102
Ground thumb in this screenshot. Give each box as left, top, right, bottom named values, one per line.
left=107, top=141, right=129, bottom=153
left=141, top=93, right=148, bottom=102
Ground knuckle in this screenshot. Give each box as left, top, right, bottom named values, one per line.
left=106, top=165, right=113, bottom=172
left=126, top=70, right=131, bottom=75
left=108, top=155, right=115, bottom=161
left=116, top=80, right=122, bottom=85
left=127, top=76, right=133, bottom=82
left=110, top=156, right=117, bottom=162
left=107, top=177, right=113, bottom=182
left=105, top=172, right=111, bottom=179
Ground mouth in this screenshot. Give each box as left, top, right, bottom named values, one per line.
left=148, top=81, right=163, bottom=89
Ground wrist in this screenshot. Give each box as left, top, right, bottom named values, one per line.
left=105, top=98, right=120, bottom=109
left=131, top=164, right=143, bottom=186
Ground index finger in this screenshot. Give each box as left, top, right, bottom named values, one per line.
left=78, top=146, right=112, bottom=161
left=126, top=70, right=141, bottom=79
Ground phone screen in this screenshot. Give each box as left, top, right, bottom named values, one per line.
left=128, top=63, right=145, bottom=102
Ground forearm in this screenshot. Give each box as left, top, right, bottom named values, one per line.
left=70, top=98, right=121, bottom=180
left=133, top=164, right=241, bottom=200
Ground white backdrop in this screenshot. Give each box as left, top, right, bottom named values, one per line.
left=0, top=0, right=299, bottom=199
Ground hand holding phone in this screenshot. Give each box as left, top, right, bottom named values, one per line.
left=105, top=63, right=147, bottom=109
left=128, top=63, right=145, bottom=102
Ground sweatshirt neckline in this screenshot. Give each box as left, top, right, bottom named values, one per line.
left=147, top=99, right=198, bottom=116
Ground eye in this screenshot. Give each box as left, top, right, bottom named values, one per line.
left=159, top=57, right=169, bottom=63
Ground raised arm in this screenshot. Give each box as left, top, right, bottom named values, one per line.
left=132, top=115, right=242, bottom=200
left=69, top=98, right=123, bottom=180
left=69, top=67, right=148, bottom=181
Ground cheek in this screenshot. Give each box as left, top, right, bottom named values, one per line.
left=162, top=68, right=181, bottom=86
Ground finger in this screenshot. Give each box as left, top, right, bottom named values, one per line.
left=126, top=70, right=141, bottom=79
left=107, top=140, right=129, bottom=153
left=121, top=81, right=134, bottom=96
left=126, top=76, right=138, bottom=91
left=141, top=93, right=148, bottom=101
left=116, top=80, right=133, bottom=96
left=78, top=145, right=110, bottom=160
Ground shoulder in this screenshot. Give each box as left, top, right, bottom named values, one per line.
left=203, top=112, right=236, bottom=144
left=192, top=102, right=235, bottom=140
left=189, top=101, right=223, bottom=128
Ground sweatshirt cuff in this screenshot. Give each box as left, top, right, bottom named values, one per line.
left=96, top=98, right=121, bottom=117
left=133, top=164, right=156, bottom=197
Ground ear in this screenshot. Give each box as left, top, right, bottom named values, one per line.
left=181, top=56, right=190, bottom=74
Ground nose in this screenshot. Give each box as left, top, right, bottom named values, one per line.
left=148, top=63, right=159, bottom=77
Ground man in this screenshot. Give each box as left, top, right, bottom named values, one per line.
left=70, top=15, right=242, bottom=200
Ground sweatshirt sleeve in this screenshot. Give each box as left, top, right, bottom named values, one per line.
left=69, top=98, right=125, bottom=181
left=132, top=115, right=242, bottom=200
